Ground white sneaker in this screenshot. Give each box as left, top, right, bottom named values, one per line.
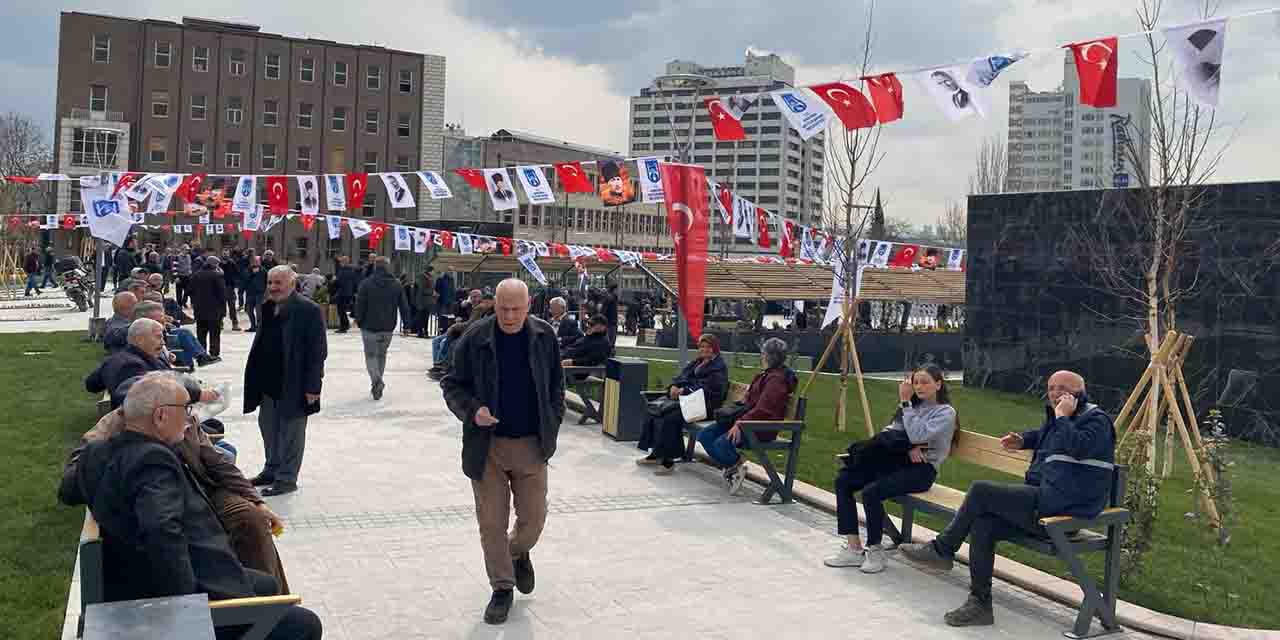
left=860, top=545, right=886, bottom=573
left=823, top=545, right=865, bottom=568
left=728, top=461, right=748, bottom=495
left=880, top=539, right=898, bottom=551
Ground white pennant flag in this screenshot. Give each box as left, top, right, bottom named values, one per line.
left=324, top=174, right=347, bottom=211
left=870, top=240, right=893, bottom=267
left=769, top=89, right=834, bottom=141
left=213, top=224, right=224, bottom=234
left=1164, top=18, right=1227, bottom=107
left=242, top=205, right=262, bottom=232
left=231, top=176, right=257, bottom=214
left=298, top=175, right=321, bottom=214
left=348, top=219, right=372, bottom=239
left=79, top=214, right=88, bottom=226
left=261, top=209, right=283, bottom=233
left=946, top=248, right=965, bottom=271
left=518, top=252, right=548, bottom=285
left=123, top=173, right=157, bottom=201
left=44, top=215, right=57, bottom=229
left=535, top=242, right=549, bottom=257
left=414, top=229, right=429, bottom=253
left=415, top=171, right=453, bottom=200
left=731, top=193, right=755, bottom=239
left=144, top=174, right=182, bottom=214
left=636, top=156, right=665, bottom=203
left=37, top=173, right=72, bottom=181
left=822, top=262, right=866, bottom=328
left=709, top=180, right=731, bottom=225
left=457, top=233, right=475, bottom=254
left=79, top=176, right=101, bottom=188
left=380, top=173, right=416, bottom=209
left=325, top=215, right=342, bottom=240
left=483, top=168, right=518, bottom=211
left=182, top=224, right=193, bottom=234
left=515, top=166, right=556, bottom=204
left=394, top=225, right=412, bottom=251
left=129, top=210, right=145, bottom=224
left=199, top=213, right=211, bottom=225
left=857, top=239, right=873, bottom=265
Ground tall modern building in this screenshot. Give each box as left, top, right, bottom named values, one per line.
left=52, top=12, right=446, bottom=232
left=628, top=53, right=826, bottom=254
left=1005, top=51, right=1151, bottom=192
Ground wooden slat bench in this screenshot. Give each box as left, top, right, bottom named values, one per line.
left=563, top=365, right=607, bottom=425
left=645, top=381, right=807, bottom=504
left=77, top=511, right=300, bottom=640
left=840, top=430, right=1130, bottom=638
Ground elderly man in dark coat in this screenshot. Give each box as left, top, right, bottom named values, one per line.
left=187, top=255, right=228, bottom=359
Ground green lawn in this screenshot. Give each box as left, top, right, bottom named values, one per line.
left=644, top=360, right=1280, bottom=629
left=0, top=332, right=101, bottom=640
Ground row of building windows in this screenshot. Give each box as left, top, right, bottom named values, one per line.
left=140, top=136, right=411, bottom=173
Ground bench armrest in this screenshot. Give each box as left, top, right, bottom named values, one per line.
left=208, top=595, right=303, bottom=610
left=738, top=419, right=805, bottom=433
left=1038, top=507, right=1131, bottom=531
left=641, top=391, right=669, bottom=401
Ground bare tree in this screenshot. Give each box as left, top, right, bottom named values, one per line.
left=936, top=199, right=966, bottom=245
left=968, top=134, right=1007, bottom=195
left=0, top=112, right=52, bottom=213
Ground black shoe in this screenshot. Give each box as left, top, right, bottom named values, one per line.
left=261, top=483, right=298, bottom=497
left=249, top=473, right=275, bottom=487
left=483, top=589, right=514, bottom=625
left=513, top=552, right=535, bottom=594
left=195, top=355, right=215, bottom=367
left=372, top=381, right=385, bottom=400
left=336, top=329, right=349, bottom=334
left=944, top=595, right=994, bottom=627
left=246, top=327, right=257, bottom=333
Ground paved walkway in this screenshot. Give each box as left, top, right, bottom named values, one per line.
left=134, top=326, right=1149, bottom=640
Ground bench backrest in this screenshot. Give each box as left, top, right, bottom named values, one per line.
left=727, top=380, right=806, bottom=421
left=950, top=430, right=1032, bottom=477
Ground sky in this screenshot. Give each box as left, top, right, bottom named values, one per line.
left=2, top=0, right=1279, bottom=227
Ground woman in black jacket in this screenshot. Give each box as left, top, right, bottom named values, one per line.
left=637, top=334, right=728, bottom=474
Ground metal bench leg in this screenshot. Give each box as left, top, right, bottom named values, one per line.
left=779, top=432, right=801, bottom=504
left=900, top=505, right=916, bottom=542
left=754, top=449, right=787, bottom=505
left=882, top=513, right=903, bottom=546
left=683, top=429, right=698, bottom=461
left=1046, top=528, right=1121, bottom=639
left=213, top=605, right=292, bottom=640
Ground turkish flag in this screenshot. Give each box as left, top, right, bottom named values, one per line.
left=112, top=172, right=142, bottom=197
left=889, top=244, right=920, bottom=268
left=554, top=162, right=593, bottom=193
left=214, top=201, right=231, bottom=219
left=1067, top=37, right=1118, bottom=108
left=368, top=223, right=387, bottom=249
left=551, top=243, right=569, bottom=257
left=781, top=220, right=796, bottom=258
left=499, top=238, right=512, bottom=256
left=810, top=82, right=878, bottom=130
left=437, top=230, right=454, bottom=248
left=454, top=168, right=486, bottom=190
left=266, top=176, right=289, bottom=215
left=176, top=173, right=207, bottom=202
left=863, top=73, right=904, bottom=124
left=704, top=97, right=746, bottom=141
left=594, top=247, right=614, bottom=262
left=756, top=207, right=771, bottom=248
left=62, top=215, right=76, bottom=230
left=659, top=162, right=710, bottom=339
left=716, top=186, right=734, bottom=225
left=225, top=223, right=236, bottom=233
left=301, top=213, right=315, bottom=231
left=345, top=173, right=368, bottom=212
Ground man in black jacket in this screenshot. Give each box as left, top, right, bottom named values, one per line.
left=561, top=315, right=613, bottom=368
left=354, top=257, right=411, bottom=400
left=602, top=283, right=620, bottom=347
left=243, top=266, right=328, bottom=497
left=333, top=255, right=359, bottom=333
left=441, top=279, right=564, bottom=625
left=187, top=256, right=227, bottom=359
left=71, top=372, right=321, bottom=639
left=547, top=297, right=582, bottom=348
left=86, top=318, right=171, bottom=401
left=222, top=249, right=242, bottom=331
left=243, top=256, right=267, bottom=332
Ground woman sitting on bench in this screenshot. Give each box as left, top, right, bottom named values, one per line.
left=637, top=334, right=728, bottom=475
left=824, top=365, right=957, bottom=574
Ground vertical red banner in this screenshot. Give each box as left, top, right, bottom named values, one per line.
left=658, top=162, right=710, bottom=340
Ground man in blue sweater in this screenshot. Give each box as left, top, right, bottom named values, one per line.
left=900, top=370, right=1116, bottom=627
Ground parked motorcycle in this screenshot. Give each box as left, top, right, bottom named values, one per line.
left=54, top=256, right=93, bottom=312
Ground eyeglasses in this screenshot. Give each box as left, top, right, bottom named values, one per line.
left=157, top=403, right=195, bottom=417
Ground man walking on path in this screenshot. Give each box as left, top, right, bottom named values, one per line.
left=434, top=268, right=456, bottom=333
left=23, top=247, right=42, bottom=296
left=222, top=249, right=242, bottom=331
left=413, top=268, right=436, bottom=337
left=188, top=256, right=227, bottom=359
left=174, top=244, right=193, bottom=308
left=41, top=245, right=57, bottom=289
left=244, top=266, right=328, bottom=497
left=442, top=279, right=564, bottom=625
left=354, top=256, right=411, bottom=400
left=243, top=256, right=267, bottom=332
left=333, top=255, right=359, bottom=333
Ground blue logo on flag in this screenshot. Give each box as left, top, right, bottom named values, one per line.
left=424, top=172, right=436, bottom=185
left=645, top=159, right=660, bottom=183
left=164, top=175, right=181, bottom=188
left=239, top=178, right=253, bottom=197
left=327, top=176, right=339, bottom=190
left=523, top=168, right=540, bottom=188
left=781, top=93, right=807, bottom=113
left=92, top=200, right=120, bottom=217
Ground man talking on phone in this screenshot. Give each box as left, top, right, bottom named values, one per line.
left=899, top=370, right=1116, bottom=628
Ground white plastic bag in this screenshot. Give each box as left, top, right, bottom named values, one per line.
left=194, top=381, right=232, bottom=419
left=679, top=388, right=707, bottom=422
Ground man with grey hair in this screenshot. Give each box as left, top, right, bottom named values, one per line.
left=102, top=291, right=139, bottom=353
left=354, top=256, right=411, bottom=400
left=86, top=318, right=171, bottom=399
left=188, top=254, right=227, bottom=360
left=244, top=265, right=328, bottom=496
left=298, top=267, right=325, bottom=300
left=697, top=337, right=798, bottom=495
left=547, top=296, right=581, bottom=348
left=134, top=300, right=215, bottom=369
left=442, top=278, right=565, bottom=625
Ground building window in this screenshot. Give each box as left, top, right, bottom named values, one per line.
left=297, top=146, right=312, bottom=171
left=192, top=46, right=209, bottom=72
left=632, top=143, right=651, bottom=151
left=300, top=57, right=315, bottom=83
left=398, top=69, right=413, bottom=94
left=362, top=194, right=376, bottom=217
left=71, top=128, right=118, bottom=167
left=188, top=141, right=206, bottom=166
left=148, top=137, right=168, bottom=164
left=151, top=91, right=169, bottom=118
left=154, top=41, right=172, bottom=68
left=264, top=53, right=281, bottom=79
left=190, top=95, right=207, bottom=120
left=363, top=152, right=378, bottom=173
left=364, top=110, right=379, bottom=135
left=229, top=49, right=246, bottom=76
left=367, top=65, right=382, bottom=90
left=396, top=154, right=410, bottom=172
left=332, top=106, right=347, bottom=131
left=225, top=141, right=241, bottom=169
left=89, top=85, right=107, bottom=112
left=397, top=112, right=410, bottom=138
left=333, top=61, right=348, bottom=86
left=652, top=142, right=671, bottom=150
left=297, top=103, right=313, bottom=129
left=261, top=143, right=277, bottom=170
left=262, top=99, right=279, bottom=126
left=226, top=97, right=243, bottom=125
left=92, top=34, right=110, bottom=63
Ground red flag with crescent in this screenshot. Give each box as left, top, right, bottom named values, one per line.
left=642, top=251, right=658, bottom=261
left=300, top=213, right=315, bottom=231
left=551, top=243, right=569, bottom=257
left=499, top=237, right=512, bottom=256
left=62, top=215, right=76, bottom=230
left=345, top=173, right=368, bottom=212
left=889, top=244, right=920, bottom=268
left=112, top=172, right=142, bottom=197
left=553, top=162, right=593, bottom=193
left=454, top=168, right=487, bottom=190
left=266, top=176, right=289, bottom=215
left=862, top=73, right=904, bottom=124
left=176, top=173, right=207, bottom=202
left=658, top=162, right=710, bottom=339
left=810, top=82, right=878, bottom=130
left=780, top=220, right=796, bottom=258
left=704, top=97, right=747, bottom=141
left=368, top=222, right=387, bottom=249
left=756, top=207, right=771, bottom=249
left=1067, top=37, right=1118, bottom=108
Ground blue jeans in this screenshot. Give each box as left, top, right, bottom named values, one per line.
left=431, top=335, right=451, bottom=365
left=25, top=273, right=40, bottom=294
left=41, top=270, right=56, bottom=287
left=213, top=439, right=237, bottom=464
left=170, top=328, right=207, bottom=366
left=697, top=421, right=743, bottom=468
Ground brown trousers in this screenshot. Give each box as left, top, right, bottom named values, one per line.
left=471, top=436, right=548, bottom=591
left=212, top=488, right=291, bottom=594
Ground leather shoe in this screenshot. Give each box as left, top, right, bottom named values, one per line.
left=483, top=589, right=513, bottom=625
left=513, top=552, right=534, bottom=594
left=249, top=473, right=275, bottom=487
left=261, top=483, right=297, bottom=496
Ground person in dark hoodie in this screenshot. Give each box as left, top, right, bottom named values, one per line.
left=637, top=334, right=728, bottom=474
left=560, top=315, right=613, bottom=369
left=353, top=256, right=411, bottom=400
left=899, top=370, right=1116, bottom=628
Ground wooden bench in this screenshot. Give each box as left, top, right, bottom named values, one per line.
left=563, top=365, right=607, bottom=425
left=645, top=380, right=807, bottom=505
left=841, top=430, right=1130, bottom=638
left=77, top=511, right=300, bottom=640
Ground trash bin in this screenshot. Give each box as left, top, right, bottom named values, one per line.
left=602, top=357, right=648, bottom=441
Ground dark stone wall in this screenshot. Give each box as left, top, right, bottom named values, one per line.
left=652, top=326, right=963, bottom=374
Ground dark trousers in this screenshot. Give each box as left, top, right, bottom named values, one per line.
left=246, top=295, right=261, bottom=330
left=607, top=323, right=617, bottom=347
left=225, top=286, right=239, bottom=327
left=336, top=298, right=352, bottom=332
left=639, top=402, right=686, bottom=466
left=258, top=395, right=309, bottom=485
left=933, top=481, right=1042, bottom=603
left=214, top=569, right=321, bottom=640
left=175, top=275, right=191, bottom=308
left=835, top=457, right=936, bottom=546
left=196, top=318, right=222, bottom=357
left=415, top=308, right=433, bottom=337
